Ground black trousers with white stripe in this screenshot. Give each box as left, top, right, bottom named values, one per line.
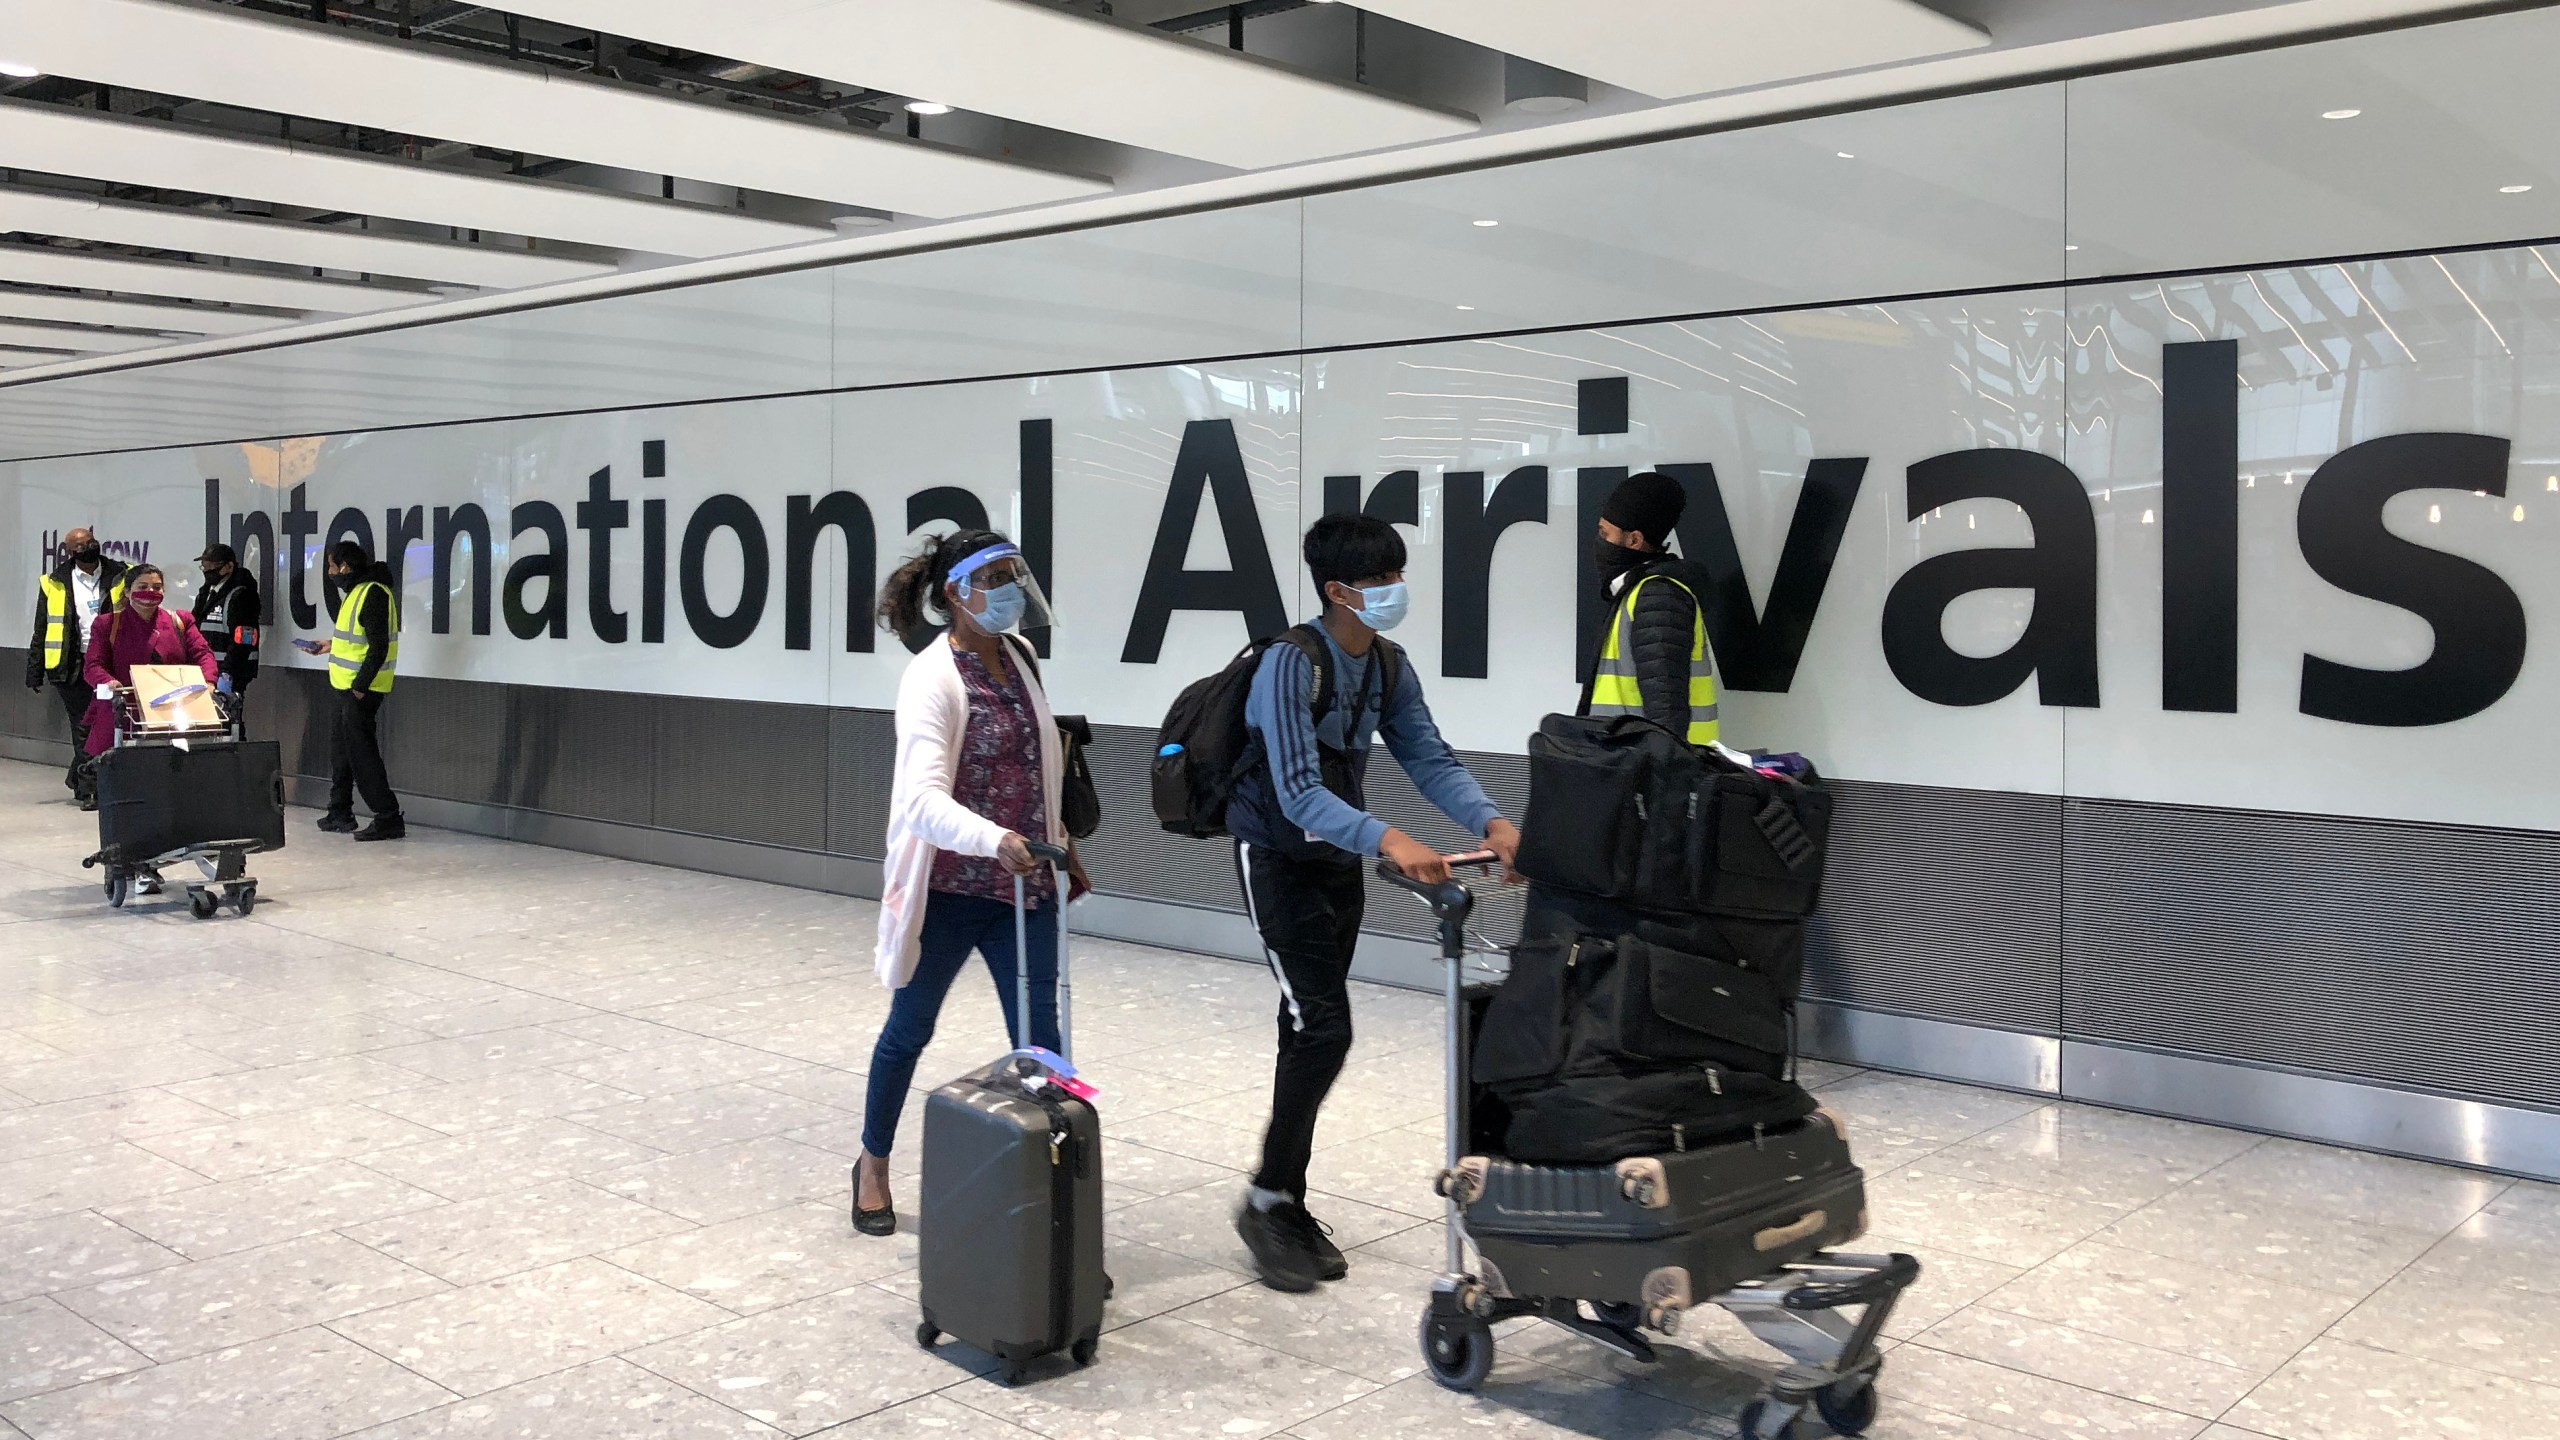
left=1235, top=841, right=1368, bottom=1198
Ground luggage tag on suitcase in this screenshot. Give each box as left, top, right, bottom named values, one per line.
left=1005, top=1048, right=1101, bottom=1102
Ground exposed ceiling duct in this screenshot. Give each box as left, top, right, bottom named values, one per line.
left=2, top=0, right=1114, bottom=215
left=0, top=243, right=429, bottom=312
left=491, top=0, right=1479, bottom=170
left=0, top=98, right=832, bottom=257
left=0, top=318, right=170, bottom=352
left=0, top=289, right=284, bottom=335
left=0, top=187, right=616, bottom=288
left=1348, top=0, right=1989, bottom=99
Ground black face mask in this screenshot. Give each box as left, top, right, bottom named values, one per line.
left=1594, top=537, right=1651, bottom=589
left=73, top=543, right=102, bottom=565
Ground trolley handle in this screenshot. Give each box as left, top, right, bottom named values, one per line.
left=1374, top=850, right=1498, bottom=917
left=1024, top=840, right=1069, bottom=865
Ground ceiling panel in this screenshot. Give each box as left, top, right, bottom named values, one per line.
left=0, top=245, right=426, bottom=313
left=0, top=98, right=829, bottom=257
left=498, top=0, right=1477, bottom=170
left=0, top=320, right=167, bottom=353
left=1349, top=0, right=1987, bottom=100
left=10, top=0, right=1112, bottom=216
left=0, top=289, right=281, bottom=335
left=0, top=187, right=614, bottom=288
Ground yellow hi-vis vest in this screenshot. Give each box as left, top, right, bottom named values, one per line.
left=328, top=579, right=398, bottom=693
left=1590, top=573, right=1720, bottom=746
left=33, top=569, right=129, bottom=674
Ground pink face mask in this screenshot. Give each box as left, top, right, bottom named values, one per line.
left=129, top=589, right=164, bottom=608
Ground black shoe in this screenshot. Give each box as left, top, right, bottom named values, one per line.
left=1235, top=1201, right=1322, bottom=1293
left=851, top=1160, right=897, bottom=1236
left=316, top=812, right=357, bottom=833
left=354, top=815, right=406, bottom=842
left=1282, top=1203, right=1349, bottom=1282
left=77, top=794, right=98, bottom=813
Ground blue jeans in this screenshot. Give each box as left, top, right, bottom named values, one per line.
left=860, top=889, right=1061, bottom=1159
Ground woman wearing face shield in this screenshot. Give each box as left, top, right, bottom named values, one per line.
left=855, top=528, right=1086, bottom=1236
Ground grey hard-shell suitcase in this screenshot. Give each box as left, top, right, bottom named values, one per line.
left=1453, top=1112, right=1869, bottom=1314
left=912, top=847, right=1107, bottom=1384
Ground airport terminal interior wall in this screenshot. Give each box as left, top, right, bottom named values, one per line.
left=10, top=8, right=2560, bottom=1123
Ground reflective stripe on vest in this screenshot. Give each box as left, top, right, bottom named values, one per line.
left=328, top=579, right=398, bottom=693
left=1589, top=573, right=1719, bottom=746
left=34, top=571, right=128, bottom=673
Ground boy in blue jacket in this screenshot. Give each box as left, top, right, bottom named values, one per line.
left=1226, top=514, right=1520, bottom=1292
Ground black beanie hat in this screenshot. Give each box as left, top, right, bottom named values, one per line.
left=1602, top=471, right=1686, bottom=545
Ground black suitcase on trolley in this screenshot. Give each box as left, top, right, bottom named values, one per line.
left=92, top=739, right=287, bottom=864
left=1457, top=1113, right=1867, bottom=1319
left=912, top=849, right=1106, bottom=1383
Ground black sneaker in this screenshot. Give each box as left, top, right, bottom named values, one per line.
left=316, top=812, right=357, bottom=833
left=354, top=815, right=407, bottom=842
left=1284, top=1204, right=1350, bottom=1282
left=1234, top=1201, right=1322, bottom=1293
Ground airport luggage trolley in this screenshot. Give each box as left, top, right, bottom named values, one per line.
left=79, top=678, right=284, bottom=919
left=1380, top=855, right=1920, bottom=1439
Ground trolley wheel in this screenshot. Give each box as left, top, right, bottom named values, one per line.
left=188, top=889, right=220, bottom=920
left=1419, top=1306, right=1496, bottom=1392
left=1070, top=1332, right=1099, bottom=1367
left=914, top=1321, right=939, bottom=1350
left=1591, top=1301, right=1644, bottom=1331
left=103, top=870, right=129, bottom=908
left=229, top=883, right=257, bottom=916
left=1814, top=1377, right=1879, bottom=1435
left=1737, top=1399, right=1799, bottom=1440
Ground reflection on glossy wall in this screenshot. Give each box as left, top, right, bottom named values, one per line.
left=10, top=239, right=2560, bottom=835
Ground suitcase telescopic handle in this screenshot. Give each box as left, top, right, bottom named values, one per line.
left=1025, top=840, right=1069, bottom=864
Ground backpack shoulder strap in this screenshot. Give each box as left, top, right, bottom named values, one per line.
left=1276, top=624, right=1334, bottom=725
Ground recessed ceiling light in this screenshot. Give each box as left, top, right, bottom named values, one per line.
left=1472, top=219, right=1499, bottom=228
left=1455, top=304, right=1476, bottom=311
left=904, top=100, right=953, bottom=116
left=2501, top=184, right=2534, bottom=194
left=2065, top=244, right=2080, bottom=252
left=2322, top=108, right=2362, bottom=120
left=0, top=60, right=39, bottom=78
left=1835, top=151, right=1855, bottom=159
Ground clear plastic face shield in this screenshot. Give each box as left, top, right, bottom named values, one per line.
left=945, top=543, right=1057, bottom=636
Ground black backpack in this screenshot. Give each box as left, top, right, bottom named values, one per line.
left=1149, top=624, right=1398, bottom=839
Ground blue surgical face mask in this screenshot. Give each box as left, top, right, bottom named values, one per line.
left=1354, top=581, right=1409, bottom=633
left=976, top=581, right=1028, bottom=634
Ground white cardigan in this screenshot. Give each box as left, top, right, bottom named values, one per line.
left=875, top=638, right=1064, bottom=988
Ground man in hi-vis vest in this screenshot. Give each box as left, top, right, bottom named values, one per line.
left=23, top=527, right=130, bottom=805
left=1583, top=471, right=1719, bottom=746
left=292, top=540, right=404, bottom=841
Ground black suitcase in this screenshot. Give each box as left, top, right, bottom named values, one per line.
left=1458, top=1114, right=1867, bottom=1314
left=913, top=849, right=1106, bottom=1383
left=93, top=739, right=286, bottom=864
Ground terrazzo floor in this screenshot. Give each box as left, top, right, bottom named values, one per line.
left=0, top=756, right=2554, bottom=1440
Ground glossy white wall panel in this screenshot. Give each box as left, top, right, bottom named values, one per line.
left=867, top=360, right=1306, bottom=725
left=2066, top=6, right=2560, bottom=281
left=1305, top=295, right=2071, bottom=793
left=1300, top=85, right=2064, bottom=350
left=2064, top=251, right=2560, bottom=831
left=828, top=205, right=1301, bottom=392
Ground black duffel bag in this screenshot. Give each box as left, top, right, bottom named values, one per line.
left=1514, top=714, right=1832, bottom=920
left=1498, top=1060, right=1818, bottom=1166
left=1474, top=932, right=1792, bottom=1088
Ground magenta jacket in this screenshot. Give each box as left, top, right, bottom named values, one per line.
left=80, top=607, right=216, bottom=756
